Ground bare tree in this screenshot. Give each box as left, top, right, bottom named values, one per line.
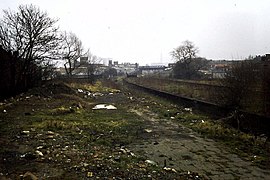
left=0, top=4, right=60, bottom=90
left=171, top=40, right=198, bottom=62
left=0, top=4, right=60, bottom=63
left=60, top=31, right=84, bottom=76
left=171, top=40, right=206, bottom=79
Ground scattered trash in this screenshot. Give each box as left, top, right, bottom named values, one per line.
left=145, top=160, right=157, bottom=166
left=119, top=148, right=127, bottom=154
left=144, top=129, right=152, bottom=133
left=46, top=131, right=55, bottom=135
left=21, top=131, right=30, bottom=135
left=35, top=150, right=44, bottom=157
left=170, top=117, right=175, bottom=119
left=201, top=120, right=205, bottom=123
left=78, top=89, right=84, bottom=93
left=163, top=167, right=177, bottom=173
left=92, top=104, right=117, bottom=110
left=3, top=109, right=7, bottom=113
left=47, top=135, right=54, bottom=139
left=92, top=92, right=103, bottom=97
left=36, top=146, right=43, bottom=150
left=184, top=108, right=192, bottom=112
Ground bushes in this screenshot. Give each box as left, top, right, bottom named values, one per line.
left=0, top=46, right=42, bottom=99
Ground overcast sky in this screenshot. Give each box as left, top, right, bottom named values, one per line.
left=1, top=0, right=270, bottom=65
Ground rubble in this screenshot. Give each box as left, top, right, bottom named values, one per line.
left=145, top=160, right=157, bottom=166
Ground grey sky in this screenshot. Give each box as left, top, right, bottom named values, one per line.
left=1, top=0, right=270, bottom=65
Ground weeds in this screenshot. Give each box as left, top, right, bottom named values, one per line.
left=50, top=106, right=74, bottom=115
left=42, top=120, right=79, bottom=130
left=180, top=118, right=270, bottom=168
left=69, top=81, right=120, bottom=93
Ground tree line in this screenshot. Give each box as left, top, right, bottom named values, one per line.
left=0, top=4, right=98, bottom=99
left=170, top=40, right=270, bottom=116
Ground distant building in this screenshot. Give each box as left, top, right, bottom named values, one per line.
left=108, top=60, right=113, bottom=67
left=261, top=54, right=270, bottom=61
left=80, top=57, right=88, bottom=67
left=138, top=65, right=166, bottom=75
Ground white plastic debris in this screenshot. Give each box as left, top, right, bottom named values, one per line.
left=163, top=167, right=177, bottom=173
left=35, top=150, right=43, bottom=157
left=92, top=104, right=117, bottom=110
left=92, top=92, right=103, bottom=97
left=144, top=129, right=152, bottom=133
left=78, top=89, right=83, bottom=93
left=184, top=108, right=192, bottom=112
left=145, top=160, right=157, bottom=166
left=3, top=109, right=7, bottom=113
left=22, top=130, right=30, bottom=135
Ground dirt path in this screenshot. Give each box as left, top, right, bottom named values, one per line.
left=129, top=109, right=270, bottom=179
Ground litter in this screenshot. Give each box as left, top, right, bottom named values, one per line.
left=92, top=92, right=103, bottom=97
left=145, top=160, right=157, bottom=166
left=77, top=89, right=83, bottom=93
left=184, top=108, right=192, bottom=112
left=92, top=104, right=117, bottom=110
left=144, top=129, right=152, bottom=133
left=163, top=167, right=177, bottom=173
left=35, top=150, right=44, bottom=157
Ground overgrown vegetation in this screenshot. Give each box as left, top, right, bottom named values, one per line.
left=1, top=80, right=202, bottom=179
left=171, top=40, right=209, bottom=79
left=126, top=86, right=270, bottom=169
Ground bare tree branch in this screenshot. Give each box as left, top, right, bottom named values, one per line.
left=60, top=31, right=84, bottom=76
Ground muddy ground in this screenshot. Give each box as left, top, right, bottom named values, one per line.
left=0, top=80, right=270, bottom=179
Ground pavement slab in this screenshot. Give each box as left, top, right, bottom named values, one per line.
left=129, top=108, right=270, bottom=179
